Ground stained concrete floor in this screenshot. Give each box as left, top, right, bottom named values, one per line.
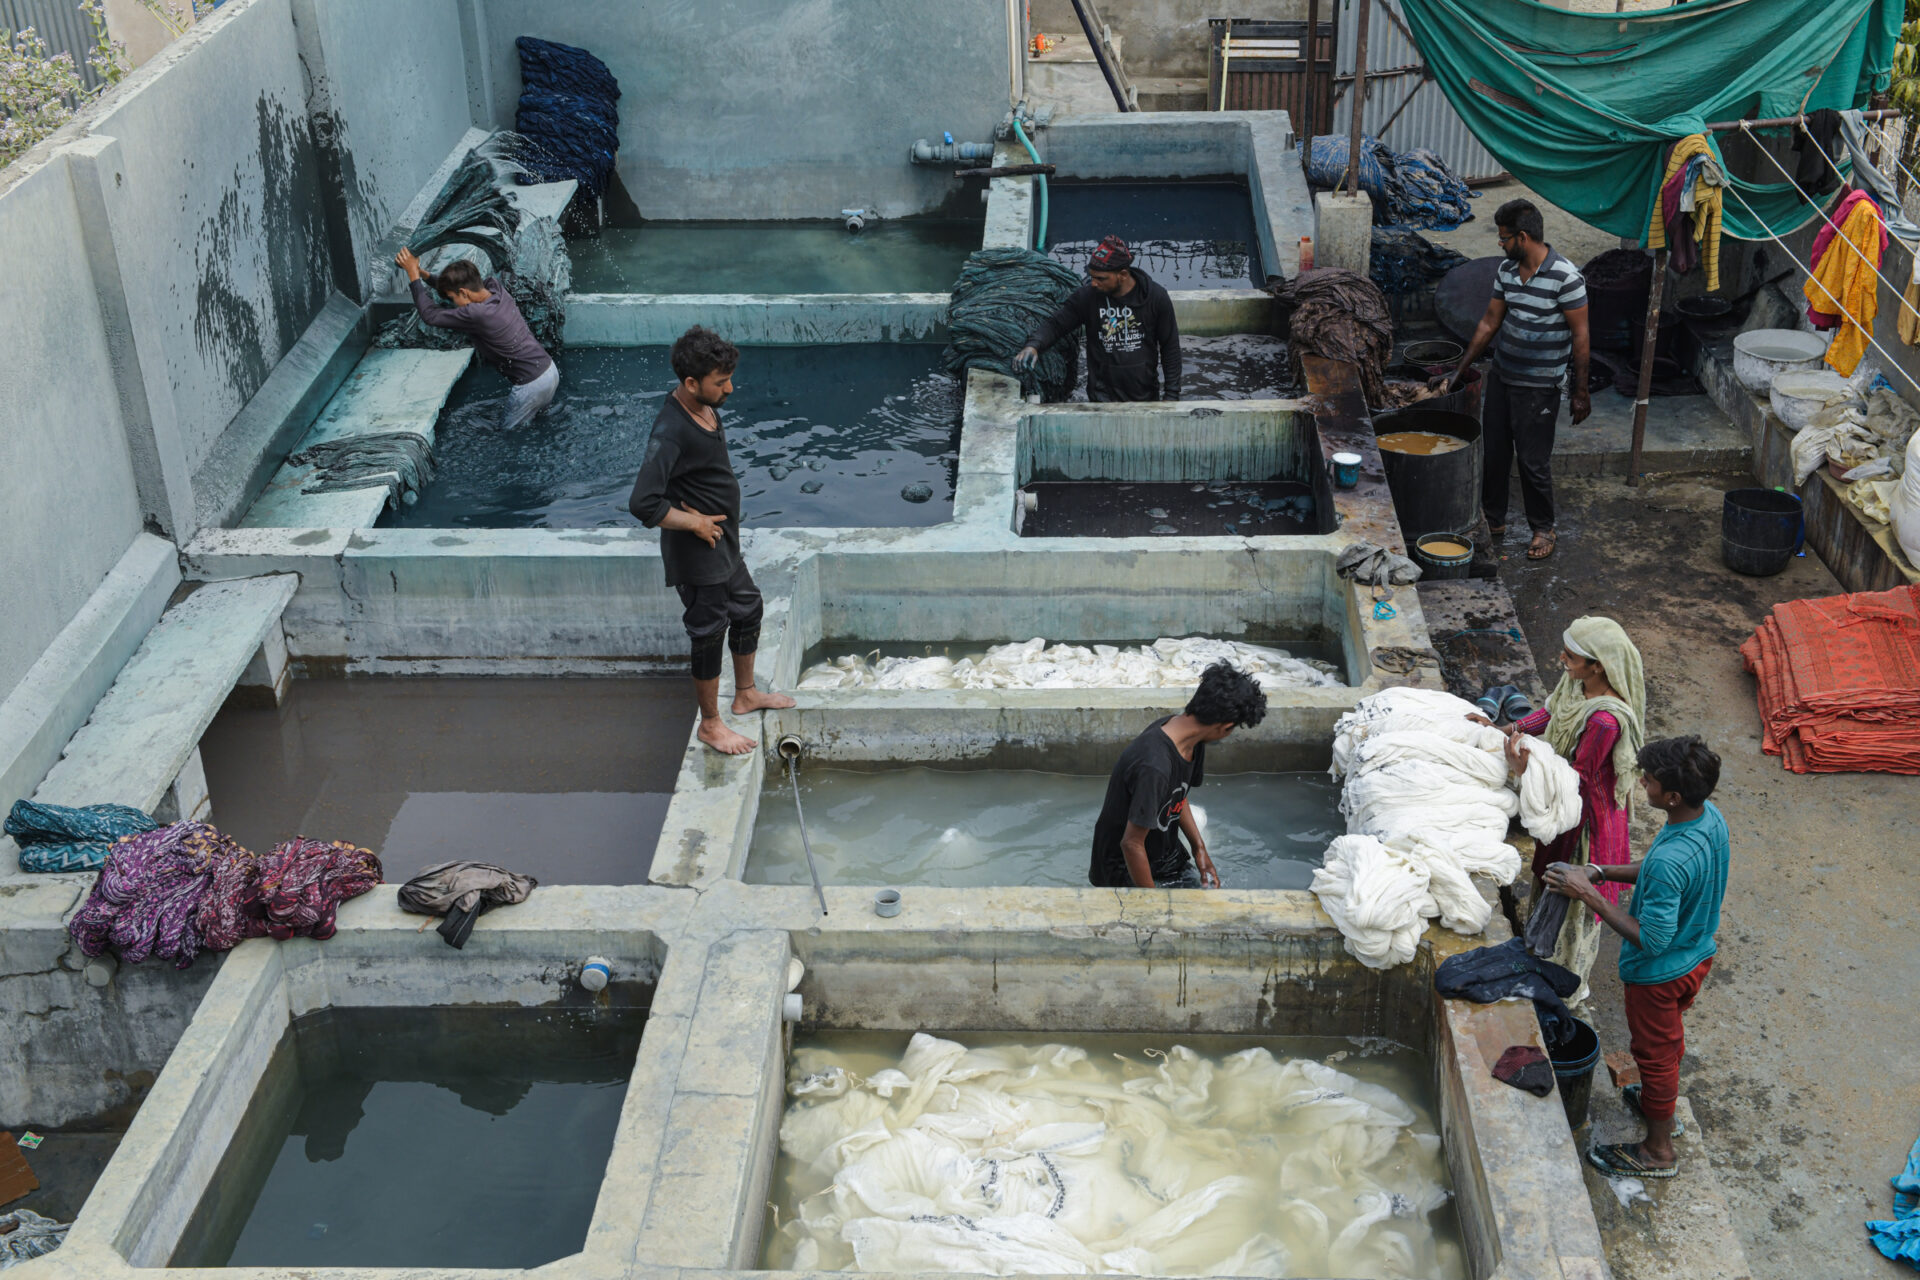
left=1500, top=472, right=1920, bottom=1280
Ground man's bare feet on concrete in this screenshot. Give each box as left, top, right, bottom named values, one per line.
left=698, top=716, right=756, bottom=755
left=732, top=684, right=796, bottom=714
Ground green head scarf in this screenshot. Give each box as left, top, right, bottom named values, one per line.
left=1543, top=615, right=1646, bottom=809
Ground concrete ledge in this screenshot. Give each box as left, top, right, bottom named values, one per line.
left=0, top=533, right=179, bottom=834
left=565, top=293, right=950, bottom=346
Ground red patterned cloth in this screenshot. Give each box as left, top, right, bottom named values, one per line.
left=1741, top=585, right=1920, bottom=774
left=241, top=838, right=382, bottom=941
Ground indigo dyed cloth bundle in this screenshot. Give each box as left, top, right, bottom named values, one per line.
left=513, top=37, right=621, bottom=205
left=942, top=249, right=1083, bottom=402
left=5, top=799, right=157, bottom=874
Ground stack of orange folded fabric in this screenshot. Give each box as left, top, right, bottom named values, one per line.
left=1740, top=584, right=1920, bottom=774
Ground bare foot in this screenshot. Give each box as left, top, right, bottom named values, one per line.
left=697, top=716, right=756, bottom=755
left=732, top=685, right=796, bottom=714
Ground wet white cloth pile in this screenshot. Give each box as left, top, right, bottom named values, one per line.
left=1311, top=688, right=1581, bottom=968
left=796, top=637, right=1341, bottom=693
left=766, top=1033, right=1463, bottom=1278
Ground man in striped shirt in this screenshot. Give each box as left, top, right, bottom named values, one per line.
left=1442, top=199, right=1591, bottom=561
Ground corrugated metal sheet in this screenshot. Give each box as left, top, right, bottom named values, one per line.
left=1331, top=0, right=1504, bottom=183
left=1207, top=19, right=1335, bottom=136
left=0, top=0, right=105, bottom=90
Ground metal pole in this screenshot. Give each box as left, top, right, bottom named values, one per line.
left=1345, top=0, right=1372, bottom=197
left=1626, top=249, right=1667, bottom=488
left=1066, top=0, right=1132, bottom=112
left=1703, top=107, right=1899, bottom=132
left=1303, top=0, right=1320, bottom=139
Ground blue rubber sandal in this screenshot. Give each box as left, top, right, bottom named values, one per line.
left=1621, top=1085, right=1686, bottom=1136
left=1588, top=1141, right=1678, bottom=1179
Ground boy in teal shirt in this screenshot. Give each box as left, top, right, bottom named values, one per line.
left=1545, top=736, right=1728, bottom=1179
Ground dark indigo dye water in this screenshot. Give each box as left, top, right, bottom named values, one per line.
left=1019, top=481, right=1317, bottom=537
left=197, top=678, right=683, bottom=885
left=169, top=1002, right=647, bottom=1269
left=1070, top=333, right=1296, bottom=401
left=569, top=219, right=982, bottom=294
left=385, top=345, right=960, bottom=529
left=1047, top=180, right=1264, bottom=288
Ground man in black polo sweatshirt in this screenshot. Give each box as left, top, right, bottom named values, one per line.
left=628, top=327, right=793, bottom=755
left=1014, top=235, right=1182, bottom=401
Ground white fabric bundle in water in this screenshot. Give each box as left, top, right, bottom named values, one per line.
left=767, top=1032, right=1464, bottom=1279
left=796, top=636, right=1342, bottom=692
left=1311, top=688, right=1582, bottom=968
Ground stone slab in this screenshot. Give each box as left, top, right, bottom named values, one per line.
left=240, top=347, right=471, bottom=529
left=1581, top=1092, right=1755, bottom=1280
left=31, top=574, right=299, bottom=816
left=1416, top=577, right=1547, bottom=708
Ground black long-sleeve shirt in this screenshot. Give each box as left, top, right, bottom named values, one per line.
left=1025, top=268, right=1182, bottom=402
left=627, top=396, right=743, bottom=588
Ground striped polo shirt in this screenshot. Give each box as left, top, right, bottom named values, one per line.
left=1492, top=249, right=1588, bottom=388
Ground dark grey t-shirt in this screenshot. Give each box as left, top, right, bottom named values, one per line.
left=409, top=277, right=553, bottom=385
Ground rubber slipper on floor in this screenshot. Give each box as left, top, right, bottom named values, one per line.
left=1527, top=532, right=1557, bottom=560
left=1621, top=1085, right=1686, bottom=1136
left=1588, top=1141, right=1678, bottom=1179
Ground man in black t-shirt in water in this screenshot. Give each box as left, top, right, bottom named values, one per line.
left=1090, top=662, right=1268, bottom=889
left=1014, top=235, right=1182, bottom=402
left=628, top=327, right=794, bottom=755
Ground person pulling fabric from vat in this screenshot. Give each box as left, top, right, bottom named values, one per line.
left=1014, top=235, right=1183, bottom=402
left=396, top=248, right=559, bottom=429
left=629, top=327, right=794, bottom=756
left=1544, top=736, right=1729, bottom=1180
left=1436, top=200, right=1591, bottom=562
left=1089, top=662, right=1267, bottom=889
left=1488, top=615, right=1645, bottom=1000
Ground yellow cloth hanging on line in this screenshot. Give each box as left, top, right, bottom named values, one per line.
left=1803, top=197, right=1885, bottom=377
left=1647, top=133, right=1724, bottom=291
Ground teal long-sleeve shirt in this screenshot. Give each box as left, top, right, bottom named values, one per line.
left=1618, top=801, right=1730, bottom=986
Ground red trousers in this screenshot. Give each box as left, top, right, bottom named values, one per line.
left=1623, top=957, right=1713, bottom=1123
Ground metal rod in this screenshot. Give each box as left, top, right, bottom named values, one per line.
left=1218, top=20, right=1233, bottom=112
left=1371, top=76, right=1427, bottom=142
left=1703, top=107, right=1899, bottom=132
left=1303, top=0, right=1319, bottom=138
left=954, top=163, right=1056, bottom=178
left=1345, top=0, right=1372, bottom=197
left=1066, top=0, right=1132, bottom=112
left=785, top=754, right=829, bottom=917
left=1626, top=248, right=1667, bottom=488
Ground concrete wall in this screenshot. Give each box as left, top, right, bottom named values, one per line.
left=0, top=158, right=145, bottom=701
left=292, top=0, right=476, bottom=300
left=1033, top=0, right=1307, bottom=80
left=473, top=0, right=1011, bottom=220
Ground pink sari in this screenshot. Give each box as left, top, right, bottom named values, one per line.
left=1515, top=707, right=1630, bottom=904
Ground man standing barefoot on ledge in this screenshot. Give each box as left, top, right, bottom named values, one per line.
left=629, top=326, right=794, bottom=754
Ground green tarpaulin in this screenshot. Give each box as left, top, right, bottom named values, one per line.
left=1399, top=0, right=1903, bottom=242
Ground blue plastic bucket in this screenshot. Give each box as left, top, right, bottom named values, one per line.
left=1331, top=452, right=1362, bottom=489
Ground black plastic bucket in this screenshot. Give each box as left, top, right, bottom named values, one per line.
left=1722, top=487, right=1803, bottom=576
left=1373, top=407, right=1482, bottom=542
left=1412, top=532, right=1474, bottom=580
left=1550, top=1017, right=1601, bottom=1130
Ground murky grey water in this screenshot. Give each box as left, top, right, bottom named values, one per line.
left=1071, top=334, right=1297, bottom=401
left=1018, top=480, right=1318, bottom=537
left=198, top=677, right=685, bottom=885
left=763, top=1029, right=1465, bottom=1278
left=747, top=767, right=1339, bottom=889
left=170, top=1000, right=647, bottom=1269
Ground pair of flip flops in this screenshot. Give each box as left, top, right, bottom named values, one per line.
left=1474, top=684, right=1533, bottom=723
left=1587, top=1086, right=1685, bottom=1179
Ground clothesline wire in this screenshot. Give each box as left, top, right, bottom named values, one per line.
left=1720, top=180, right=1920, bottom=400
left=1797, top=120, right=1920, bottom=338
left=1739, top=121, right=1911, bottom=322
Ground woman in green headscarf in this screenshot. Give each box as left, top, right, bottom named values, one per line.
left=1504, top=615, right=1646, bottom=991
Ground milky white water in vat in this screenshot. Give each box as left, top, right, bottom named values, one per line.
left=762, top=1030, right=1466, bottom=1278
left=746, top=769, right=1340, bottom=889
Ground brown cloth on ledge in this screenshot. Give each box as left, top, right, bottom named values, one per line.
left=1268, top=269, right=1396, bottom=409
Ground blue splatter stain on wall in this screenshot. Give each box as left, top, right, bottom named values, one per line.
left=192, top=94, right=332, bottom=405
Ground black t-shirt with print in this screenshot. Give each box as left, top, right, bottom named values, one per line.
left=1089, top=716, right=1205, bottom=887
left=1024, top=269, right=1183, bottom=402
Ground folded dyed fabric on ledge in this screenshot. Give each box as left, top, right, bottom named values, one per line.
left=5, top=800, right=157, bottom=874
